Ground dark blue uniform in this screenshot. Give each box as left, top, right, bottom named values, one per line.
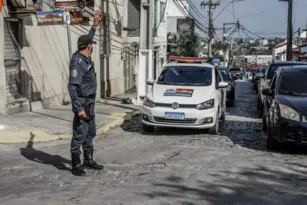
left=68, top=27, right=97, bottom=155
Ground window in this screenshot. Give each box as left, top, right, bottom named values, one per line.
left=127, top=0, right=140, bottom=37
left=156, top=66, right=212, bottom=86
left=219, top=69, right=230, bottom=81
left=278, top=70, right=307, bottom=96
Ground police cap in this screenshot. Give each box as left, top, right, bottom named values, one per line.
left=77, top=35, right=97, bottom=49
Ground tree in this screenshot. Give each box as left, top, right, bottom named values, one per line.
left=168, top=33, right=201, bottom=57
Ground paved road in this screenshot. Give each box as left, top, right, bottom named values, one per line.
left=1, top=81, right=307, bottom=205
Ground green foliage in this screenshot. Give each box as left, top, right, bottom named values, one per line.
left=168, top=33, right=201, bottom=57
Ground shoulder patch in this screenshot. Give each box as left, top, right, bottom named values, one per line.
left=71, top=69, right=78, bottom=77
left=78, top=58, right=82, bottom=64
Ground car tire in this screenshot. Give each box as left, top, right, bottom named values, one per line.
left=267, top=124, right=279, bottom=151
left=142, top=123, right=154, bottom=133
left=208, top=116, right=219, bottom=135
left=262, top=114, right=267, bottom=132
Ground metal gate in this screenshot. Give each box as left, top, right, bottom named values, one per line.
left=4, top=19, right=22, bottom=104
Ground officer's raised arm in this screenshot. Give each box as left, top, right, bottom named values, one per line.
left=88, top=11, right=102, bottom=40
left=68, top=58, right=84, bottom=114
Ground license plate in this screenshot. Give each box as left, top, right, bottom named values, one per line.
left=164, top=112, right=185, bottom=120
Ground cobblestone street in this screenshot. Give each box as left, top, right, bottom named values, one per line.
left=1, top=80, right=307, bottom=205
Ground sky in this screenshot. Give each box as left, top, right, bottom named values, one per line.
left=191, top=0, right=307, bottom=38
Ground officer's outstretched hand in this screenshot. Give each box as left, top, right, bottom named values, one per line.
left=78, top=110, right=87, bottom=119
left=94, top=10, right=102, bottom=26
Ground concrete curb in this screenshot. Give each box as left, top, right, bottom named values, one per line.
left=0, top=113, right=132, bottom=144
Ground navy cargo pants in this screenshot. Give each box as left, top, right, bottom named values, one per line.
left=71, top=101, right=96, bottom=154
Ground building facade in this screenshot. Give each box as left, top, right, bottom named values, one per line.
left=0, top=0, right=167, bottom=114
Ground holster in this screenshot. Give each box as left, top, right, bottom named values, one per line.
left=79, top=97, right=95, bottom=121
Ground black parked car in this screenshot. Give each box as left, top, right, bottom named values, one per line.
left=253, top=67, right=266, bottom=92
left=262, top=65, right=307, bottom=150
left=218, top=67, right=235, bottom=106
left=257, top=61, right=307, bottom=118
left=229, top=67, right=243, bottom=80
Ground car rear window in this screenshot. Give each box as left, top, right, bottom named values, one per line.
left=157, top=66, right=212, bottom=86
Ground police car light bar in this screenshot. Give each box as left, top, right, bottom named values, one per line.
left=169, top=56, right=213, bottom=63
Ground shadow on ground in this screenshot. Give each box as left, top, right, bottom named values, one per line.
left=20, top=133, right=71, bottom=171
left=141, top=163, right=307, bottom=205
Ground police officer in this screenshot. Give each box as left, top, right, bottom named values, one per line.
left=68, top=11, right=103, bottom=176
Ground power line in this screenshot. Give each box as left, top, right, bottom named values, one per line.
left=237, top=3, right=284, bottom=19
left=173, top=0, right=208, bottom=32
left=214, top=0, right=238, bottom=21
left=187, top=0, right=209, bottom=25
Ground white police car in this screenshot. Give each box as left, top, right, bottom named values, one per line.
left=141, top=56, right=228, bottom=134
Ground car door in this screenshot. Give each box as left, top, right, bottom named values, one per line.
left=265, top=74, right=277, bottom=118
left=267, top=74, right=278, bottom=129
left=215, top=68, right=224, bottom=113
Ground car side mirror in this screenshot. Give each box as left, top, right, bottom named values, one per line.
left=218, top=81, right=229, bottom=88
left=262, top=88, right=273, bottom=96
left=146, top=79, right=154, bottom=86
left=256, top=73, right=264, bottom=78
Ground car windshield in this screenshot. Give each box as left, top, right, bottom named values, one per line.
left=219, top=69, right=230, bottom=81
left=279, top=70, right=307, bottom=96
left=229, top=68, right=241, bottom=72
left=156, top=66, right=212, bottom=86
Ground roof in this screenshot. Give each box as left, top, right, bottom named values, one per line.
left=271, top=61, right=307, bottom=65
left=281, top=65, right=307, bottom=72
left=166, top=62, right=214, bottom=68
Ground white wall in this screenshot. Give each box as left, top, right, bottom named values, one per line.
left=166, top=0, right=188, bottom=17
left=21, top=15, right=101, bottom=108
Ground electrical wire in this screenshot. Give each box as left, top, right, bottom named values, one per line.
left=214, top=0, right=236, bottom=21
left=172, top=0, right=208, bottom=33
left=174, top=0, right=208, bottom=30
left=237, top=3, right=284, bottom=19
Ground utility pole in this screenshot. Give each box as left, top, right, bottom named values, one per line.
left=201, top=0, right=220, bottom=57
left=279, top=0, right=293, bottom=60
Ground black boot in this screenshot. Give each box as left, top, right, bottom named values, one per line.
left=71, top=153, right=86, bottom=176
left=83, top=149, right=104, bottom=170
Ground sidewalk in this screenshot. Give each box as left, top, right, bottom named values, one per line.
left=0, top=99, right=141, bottom=143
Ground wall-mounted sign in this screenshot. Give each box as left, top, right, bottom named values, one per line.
left=36, top=10, right=83, bottom=25
left=36, top=11, right=64, bottom=25
left=55, top=0, right=77, bottom=8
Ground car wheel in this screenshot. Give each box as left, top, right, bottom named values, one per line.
left=142, top=123, right=154, bottom=133
left=267, top=124, right=279, bottom=151
left=208, top=116, right=219, bottom=135
left=262, top=113, right=267, bottom=132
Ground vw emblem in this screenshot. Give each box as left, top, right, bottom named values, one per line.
left=172, top=102, right=179, bottom=109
